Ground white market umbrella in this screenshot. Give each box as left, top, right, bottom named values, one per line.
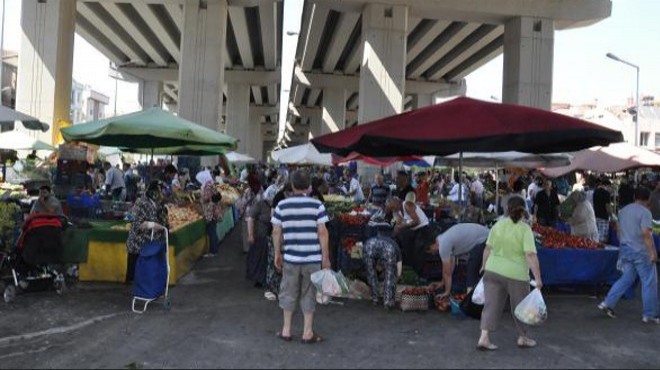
left=541, top=142, right=660, bottom=177
left=225, top=151, right=256, bottom=163
left=0, top=130, right=55, bottom=151
left=271, top=143, right=333, bottom=166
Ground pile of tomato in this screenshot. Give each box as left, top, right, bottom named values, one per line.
left=336, top=213, right=371, bottom=226
left=401, top=287, right=432, bottom=296
left=341, top=237, right=359, bottom=253
left=532, top=224, right=603, bottom=250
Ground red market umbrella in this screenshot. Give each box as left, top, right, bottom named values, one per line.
left=332, top=152, right=424, bottom=167
left=311, top=97, right=623, bottom=157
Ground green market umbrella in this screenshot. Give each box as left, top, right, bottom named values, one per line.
left=122, top=144, right=230, bottom=156
left=61, top=108, right=237, bottom=151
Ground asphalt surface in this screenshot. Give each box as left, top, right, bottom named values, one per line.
left=1, top=227, right=659, bottom=369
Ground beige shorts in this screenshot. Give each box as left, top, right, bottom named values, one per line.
left=278, top=262, right=321, bottom=314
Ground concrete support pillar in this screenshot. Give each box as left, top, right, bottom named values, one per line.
left=358, top=3, right=408, bottom=124
left=308, top=110, right=323, bottom=140
left=225, top=83, right=251, bottom=154
left=178, top=0, right=227, bottom=167
left=357, top=3, right=408, bottom=182
left=139, top=80, right=163, bottom=109
left=322, top=88, right=346, bottom=135
left=412, top=93, right=433, bottom=109
left=16, top=0, right=76, bottom=144
left=247, top=120, right=263, bottom=162
left=502, top=17, right=554, bottom=110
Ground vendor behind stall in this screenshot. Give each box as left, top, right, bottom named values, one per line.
left=363, top=236, right=402, bottom=309
left=30, top=185, right=64, bottom=216
left=103, top=161, right=126, bottom=201
left=389, top=194, right=434, bottom=277
left=427, top=223, right=489, bottom=297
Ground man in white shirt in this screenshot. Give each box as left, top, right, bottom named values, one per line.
left=345, top=171, right=365, bottom=204
left=527, top=176, right=543, bottom=209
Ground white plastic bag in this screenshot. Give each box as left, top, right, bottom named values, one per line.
left=311, top=269, right=346, bottom=298
left=514, top=288, right=547, bottom=326
left=471, top=278, right=485, bottom=305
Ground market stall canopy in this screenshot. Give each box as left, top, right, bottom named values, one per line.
left=0, top=130, right=55, bottom=151
left=332, top=152, right=426, bottom=167
left=224, top=151, right=256, bottom=163
left=122, top=144, right=229, bottom=156
left=436, top=151, right=572, bottom=169
left=61, top=108, right=237, bottom=150
left=311, top=97, right=623, bottom=157
left=541, top=142, right=660, bottom=177
left=0, top=106, right=50, bottom=132
left=271, top=143, right=332, bottom=165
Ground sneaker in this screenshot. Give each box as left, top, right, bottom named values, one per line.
left=598, top=302, right=617, bottom=318
left=642, top=317, right=660, bottom=324
left=264, top=291, right=277, bottom=301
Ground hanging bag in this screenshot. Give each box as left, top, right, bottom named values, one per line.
left=514, top=288, right=547, bottom=326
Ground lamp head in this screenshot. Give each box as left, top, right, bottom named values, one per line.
left=606, top=52, right=620, bottom=61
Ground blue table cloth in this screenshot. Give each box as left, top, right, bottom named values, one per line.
left=537, top=247, right=620, bottom=286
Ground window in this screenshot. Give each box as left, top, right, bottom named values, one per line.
left=640, top=132, right=650, bottom=147
left=655, top=133, right=660, bottom=148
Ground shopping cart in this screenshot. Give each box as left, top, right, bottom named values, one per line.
left=132, top=223, right=171, bottom=313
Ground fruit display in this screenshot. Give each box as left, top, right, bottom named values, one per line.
left=0, top=183, right=28, bottom=200
left=166, top=204, right=202, bottom=231
left=325, top=200, right=355, bottom=217
left=532, top=224, right=603, bottom=250
left=216, top=184, right=241, bottom=206
left=336, top=213, right=371, bottom=226
left=341, top=237, right=359, bottom=254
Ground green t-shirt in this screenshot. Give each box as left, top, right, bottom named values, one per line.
left=485, top=217, right=537, bottom=281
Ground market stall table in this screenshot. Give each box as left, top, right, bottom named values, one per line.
left=537, top=247, right=620, bottom=286
left=62, top=207, right=235, bottom=284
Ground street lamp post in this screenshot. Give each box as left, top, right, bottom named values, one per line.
left=606, top=52, right=640, bottom=146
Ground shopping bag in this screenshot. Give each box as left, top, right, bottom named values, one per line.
left=310, top=269, right=345, bottom=298
left=471, top=277, right=485, bottom=305
left=514, top=288, right=547, bottom=326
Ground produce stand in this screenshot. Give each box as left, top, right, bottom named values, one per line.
left=66, top=206, right=234, bottom=284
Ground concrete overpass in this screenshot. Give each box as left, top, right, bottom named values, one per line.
left=287, top=0, right=612, bottom=145
left=14, top=0, right=611, bottom=161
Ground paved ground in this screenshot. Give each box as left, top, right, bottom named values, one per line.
left=1, top=227, right=659, bottom=369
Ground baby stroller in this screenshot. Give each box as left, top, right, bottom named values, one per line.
left=0, top=213, right=71, bottom=303
left=132, top=223, right=171, bottom=313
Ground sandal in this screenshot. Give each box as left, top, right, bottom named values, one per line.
left=301, top=333, right=323, bottom=344
left=476, top=343, right=498, bottom=351
left=276, top=332, right=292, bottom=342
left=517, top=337, right=537, bottom=349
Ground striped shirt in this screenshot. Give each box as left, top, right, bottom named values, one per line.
left=271, top=195, right=329, bottom=264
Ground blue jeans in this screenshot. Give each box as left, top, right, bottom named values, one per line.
left=604, top=245, right=658, bottom=318
left=206, top=220, right=219, bottom=255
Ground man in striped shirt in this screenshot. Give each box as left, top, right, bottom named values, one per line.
left=271, top=170, right=330, bottom=344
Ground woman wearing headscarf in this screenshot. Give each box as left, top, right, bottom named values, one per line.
left=567, top=190, right=599, bottom=241
left=126, top=180, right=169, bottom=283
left=198, top=170, right=224, bottom=257
left=240, top=172, right=263, bottom=253
left=246, top=188, right=275, bottom=290
left=362, top=236, right=403, bottom=309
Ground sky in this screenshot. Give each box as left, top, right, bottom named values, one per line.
left=2, top=0, right=658, bottom=127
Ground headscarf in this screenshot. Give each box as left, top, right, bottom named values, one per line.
left=146, top=180, right=164, bottom=202
left=196, top=170, right=214, bottom=187
left=247, top=172, right=262, bottom=194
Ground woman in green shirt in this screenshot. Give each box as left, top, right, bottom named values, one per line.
left=477, top=196, right=543, bottom=351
